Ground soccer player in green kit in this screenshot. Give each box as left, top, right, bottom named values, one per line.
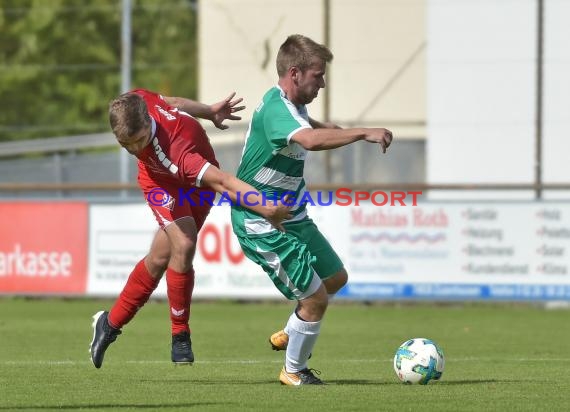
left=231, top=34, right=393, bottom=385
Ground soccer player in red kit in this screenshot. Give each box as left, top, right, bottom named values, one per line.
left=90, top=89, right=291, bottom=368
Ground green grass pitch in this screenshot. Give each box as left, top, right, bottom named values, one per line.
left=1, top=298, right=568, bottom=411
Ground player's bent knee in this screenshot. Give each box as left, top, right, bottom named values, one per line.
left=145, top=256, right=169, bottom=279
left=336, top=269, right=348, bottom=287
left=171, top=238, right=197, bottom=259
left=298, top=286, right=328, bottom=321
left=324, top=269, right=348, bottom=294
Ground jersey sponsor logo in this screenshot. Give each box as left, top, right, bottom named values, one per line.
left=279, top=142, right=306, bottom=160
left=152, top=137, right=179, bottom=174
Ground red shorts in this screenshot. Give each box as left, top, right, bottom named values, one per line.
left=144, top=184, right=214, bottom=231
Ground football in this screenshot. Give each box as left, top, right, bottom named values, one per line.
left=393, top=338, right=445, bottom=384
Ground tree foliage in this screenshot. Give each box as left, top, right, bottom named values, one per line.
left=0, top=0, right=197, bottom=141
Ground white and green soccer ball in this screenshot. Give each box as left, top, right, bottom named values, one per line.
left=393, top=338, right=445, bottom=384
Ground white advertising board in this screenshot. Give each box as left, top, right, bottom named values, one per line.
left=87, top=204, right=279, bottom=298
left=87, top=204, right=157, bottom=296
left=88, top=202, right=570, bottom=301
left=325, top=203, right=570, bottom=300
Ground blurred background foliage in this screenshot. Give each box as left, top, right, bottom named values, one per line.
left=0, top=0, right=197, bottom=142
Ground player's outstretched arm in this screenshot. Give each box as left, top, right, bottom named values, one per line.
left=291, top=127, right=393, bottom=153
left=163, top=92, right=245, bottom=130
left=200, top=165, right=292, bottom=231
left=308, top=117, right=341, bottom=130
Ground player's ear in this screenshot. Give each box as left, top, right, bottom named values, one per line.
left=290, top=66, right=299, bottom=82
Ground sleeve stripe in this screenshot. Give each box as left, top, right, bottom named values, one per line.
left=196, top=162, right=211, bottom=188
left=286, top=125, right=312, bottom=143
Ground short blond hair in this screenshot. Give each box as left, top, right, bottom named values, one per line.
left=276, top=34, right=333, bottom=77
left=108, top=93, right=151, bottom=142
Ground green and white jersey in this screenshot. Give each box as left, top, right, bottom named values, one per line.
left=231, top=86, right=312, bottom=237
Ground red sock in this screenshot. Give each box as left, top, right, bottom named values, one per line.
left=166, top=267, right=195, bottom=335
left=108, top=259, right=160, bottom=329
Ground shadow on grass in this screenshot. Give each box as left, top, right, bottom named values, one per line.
left=437, top=379, right=520, bottom=385
left=141, top=377, right=388, bottom=386
left=134, top=378, right=518, bottom=386
left=327, top=378, right=515, bottom=385
left=325, top=379, right=389, bottom=385
left=0, top=402, right=228, bottom=410
left=140, top=377, right=283, bottom=385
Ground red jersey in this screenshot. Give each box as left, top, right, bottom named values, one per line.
left=132, top=89, right=220, bottom=191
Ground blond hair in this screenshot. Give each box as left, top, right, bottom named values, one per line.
left=276, top=34, right=333, bottom=77
left=108, top=93, right=151, bottom=142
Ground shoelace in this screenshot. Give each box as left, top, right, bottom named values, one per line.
left=300, top=368, right=322, bottom=382
left=173, top=334, right=191, bottom=350
left=176, top=340, right=191, bottom=350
